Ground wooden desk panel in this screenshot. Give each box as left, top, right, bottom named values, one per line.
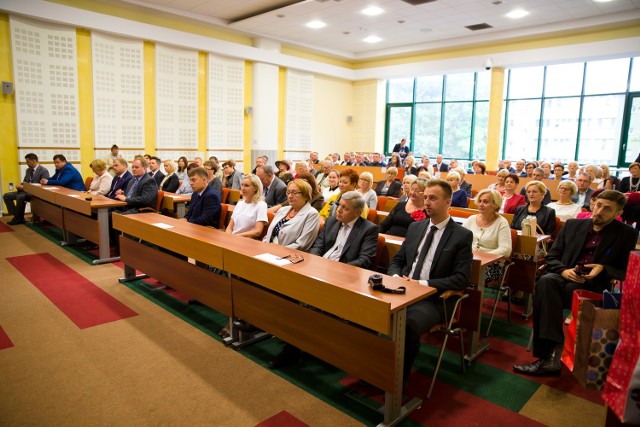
left=162, top=192, right=191, bottom=218
left=23, top=183, right=58, bottom=204
left=232, top=278, right=397, bottom=392
left=120, top=237, right=232, bottom=316
left=112, top=213, right=225, bottom=269
left=30, top=198, right=64, bottom=229
left=64, top=209, right=101, bottom=244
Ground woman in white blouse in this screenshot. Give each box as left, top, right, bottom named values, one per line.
left=357, top=171, right=378, bottom=210
left=462, top=189, right=512, bottom=282
left=226, top=174, right=268, bottom=239
left=547, top=180, right=581, bottom=221
left=262, top=179, right=319, bottom=251
left=88, top=159, right=113, bottom=196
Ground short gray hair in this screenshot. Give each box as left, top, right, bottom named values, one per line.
left=259, top=165, right=275, bottom=176
left=341, top=191, right=365, bottom=213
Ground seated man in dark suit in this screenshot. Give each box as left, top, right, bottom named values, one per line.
left=256, top=165, right=287, bottom=208
left=114, top=158, right=158, bottom=214
left=5, top=153, right=50, bottom=225
left=514, top=190, right=637, bottom=376
left=392, top=138, right=410, bottom=160
left=106, top=158, right=133, bottom=199
left=184, top=167, right=221, bottom=228
left=571, top=171, right=594, bottom=210
left=388, top=179, right=473, bottom=385
left=269, top=191, right=379, bottom=368
left=41, top=154, right=85, bottom=191
left=148, top=156, right=165, bottom=187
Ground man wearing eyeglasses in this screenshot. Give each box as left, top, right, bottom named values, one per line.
left=256, top=165, right=287, bottom=207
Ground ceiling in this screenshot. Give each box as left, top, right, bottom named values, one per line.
left=117, top=0, right=640, bottom=59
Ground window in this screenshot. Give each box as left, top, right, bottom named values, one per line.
left=386, top=71, right=490, bottom=160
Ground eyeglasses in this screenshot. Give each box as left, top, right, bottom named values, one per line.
left=286, top=190, right=302, bottom=196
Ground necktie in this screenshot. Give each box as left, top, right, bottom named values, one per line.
left=412, top=225, right=438, bottom=280
left=264, top=186, right=269, bottom=197
left=109, top=176, right=121, bottom=197
left=30, top=169, right=35, bottom=182
left=126, top=179, right=139, bottom=198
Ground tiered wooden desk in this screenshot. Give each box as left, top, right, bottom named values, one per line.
left=113, top=213, right=435, bottom=426
left=24, top=183, right=125, bottom=264
left=161, top=192, right=191, bottom=218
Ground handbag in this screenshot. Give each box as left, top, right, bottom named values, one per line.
left=561, top=289, right=602, bottom=371
left=571, top=299, right=620, bottom=390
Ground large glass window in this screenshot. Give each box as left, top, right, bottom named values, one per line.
left=501, top=58, right=638, bottom=166
left=386, top=71, right=489, bottom=159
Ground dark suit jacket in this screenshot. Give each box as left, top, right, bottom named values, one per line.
left=388, top=218, right=473, bottom=297
left=264, top=176, right=287, bottom=207
left=121, top=173, right=157, bottom=212
left=209, top=177, right=222, bottom=196
left=545, top=218, right=637, bottom=290
left=436, top=163, right=449, bottom=172
left=392, top=144, right=409, bottom=158
left=185, top=185, right=221, bottom=228
left=160, top=174, right=180, bottom=193
left=460, top=180, right=473, bottom=198
left=106, top=170, right=133, bottom=199
left=22, top=164, right=50, bottom=184
left=374, top=180, right=402, bottom=198
left=150, top=170, right=165, bottom=188
left=309, top=216, right=378, bottom=269
left=571, top=188, right=594, bottom=210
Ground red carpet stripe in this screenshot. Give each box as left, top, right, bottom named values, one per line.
left=7, top=253, right=138, bottom=329
left=0, top=325, right=14, bottom=350
left=340, top=375, right=544, bottom=427
left=0, top=221, right=15, bottom=233
left=254, top=411, right=310, bottom=427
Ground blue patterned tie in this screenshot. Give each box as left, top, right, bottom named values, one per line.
left=126, top=179, right=139, bottom=198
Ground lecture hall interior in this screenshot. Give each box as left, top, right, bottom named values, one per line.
left=1, top=0, right=640, bottom=426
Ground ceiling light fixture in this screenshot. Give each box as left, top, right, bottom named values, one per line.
left=506, top=9, right=530, bottom=19
left=306, top=20, right=327, bottom=29
left=363, top=35, right=382, bottom=43
left=362, top=6, right=384, bottom=16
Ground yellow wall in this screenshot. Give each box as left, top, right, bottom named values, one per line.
left=243, top=61, right=252, bottom=173
left=312, top=75, right=354, bottom=159
left=76, top=28, right=94, bottom=178
left=0, top=14, right=18, bottom=196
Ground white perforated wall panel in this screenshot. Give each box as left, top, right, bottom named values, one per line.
left=207, top=55, right=244, bottom=151
left=285, top=70, right=313, bottom=152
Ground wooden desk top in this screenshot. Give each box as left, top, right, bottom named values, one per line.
left=114, top=213, right=435, bottom=335
left=161, top=192, right=191, bottom=210
left=24, top=183, right=125, bottom=215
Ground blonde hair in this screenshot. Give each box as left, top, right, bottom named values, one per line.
left=475, top=189, right=502, bottom=213
left=386, top=166, right=398, bottom=176
left=242, top=174, right=264, bottom=204
left=289, top=179, right=312, bottom=202
left=359, top=171, right=374, bottom=190
left=446, top=171, right=461, bottom=183
left=90, top=159, right=106, bottom=172
left=163, top=160, right=176, bottom=175
left=557, top=180, right=578, bottom=197
left=525, top=180, right=547, bottom=196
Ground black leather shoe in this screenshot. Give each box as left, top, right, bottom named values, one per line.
left=513, top=358, right=561, bottom=376
left=268, top=345, right=302, bottom=369
left=7, top=218, right=25, bottom=225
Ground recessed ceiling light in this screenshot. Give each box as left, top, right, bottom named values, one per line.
left=363, top=35, right=382, bottom=43
left=306, top=20, right=327, bottom=29
left=362, top=6, right=384, bottom=16
left=506, top=9, right=529, bottom=19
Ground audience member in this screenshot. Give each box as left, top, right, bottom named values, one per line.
left=148, top=157, right=165, bottom=187
left=512, top=180, right=557, bottom=235
left=315, top=160, right=333, bottom=189
left=159, top=160, right=180, bottom=193
left=88, top=159, right=113, bottom=195
left=524, top=162, right=536, bottom=177
left=619, top=162, right=640, bottom=230
left=446, top=171, right=468, bottom=208
left=500, top=173, right=526, bottom=214
left=257, top=165, right=287, bottom=208
left=374, top=167, right=402, bottom=197
left=388, top=179, right=473, bottom=385
left=456, top=167, right=473, bottom=198
left=550, top=163, right=566, bottom=181
left=404, top=156, right=418, bottom=176
left=369, top=152, right=386, bottom=167
left=41, top=154, right=85, bottom=191
left=576, top=188, right=623, bottom=222
left=515, top=159, right=526, bottom=177
left=203, top=161, right=222, bottom=195
left=319, top=168, right=369, bottom=220
left=472, top=161, right=486, bottom=175
left=4, top=153, right=49, bottom=225
left=379, top=178, right=428, bottom=237
left=321, top=169, right=341, bottom=201
left=225, top=174, right=268, bottom=239
left=113, top=157, right=158, bottom=213
left=434, top=155, right=449, bottom=172
left=514, top=190, right=637, bottom=376
left=566, top=161, right=579, bottom=180
left=252, top=156, right=266, bottom=174
left=106, top=158, right=132, bottom=199
left=222, top=160, right=243, bottom=190
left=548, top=180, right=581, bottom=221
left=399, top=174, right=417, bottom=203
left=392, top=138, right=410, bottom=160
left=540, top=162, right=552, bottom=179
left=520, top=168, right=551, bottom=205
left=388, top=153, right=403, bottom=168
left=357, top=171, right=378, bottom=210
left=275, top=160, right=291, bottom=179
left=103, top=144, right=122, bottom=176
left=271, top=171, right=324, bottom=213
left=183, top=167, right=221, bottom=228
left=488, top=169, right=508, bottom=193
left=571, top=172, right=594, bottom=210
left=176, top=156, right=189, bottom=182
left=599, top=164, right=618, bottom=190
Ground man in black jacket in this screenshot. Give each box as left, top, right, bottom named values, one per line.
left=514, top=190, right=637, bottom=376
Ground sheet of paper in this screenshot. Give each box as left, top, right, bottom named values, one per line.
left=43, top=187, right=59, bottom=190
left=68, top=194, right=81, bottom=198
left=254, top=253, right=293, bottom=266
left=152, top=222, right=174, bottom=229
left=386, top=239, right=403, bottom=245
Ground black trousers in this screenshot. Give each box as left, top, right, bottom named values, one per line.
left=3, top=191, right=30, bottom=220
left=404, top=297, right=446, bottom=381
left=532, top=273, right=607, bottom=359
